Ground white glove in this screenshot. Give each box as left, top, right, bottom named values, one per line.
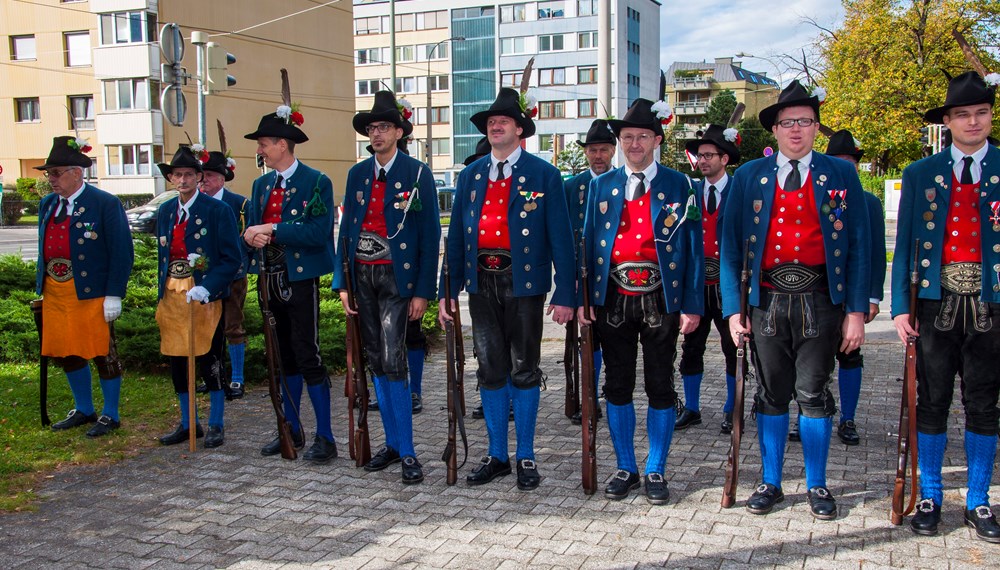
left=103, top=296, right=122, bottom=322
left=186, top=286, right=210, bottom=304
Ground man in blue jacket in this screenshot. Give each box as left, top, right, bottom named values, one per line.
left=720, top=81, right=870, bottom=520
left=439, top=87, right=576, bottom=490
left=891, top=70, right=1000, bottom=542
left=333, top=91, right=440, bottom=484
left=34, top=136, right=134, bottom=438
left=578, top=98, right=704, bottom=504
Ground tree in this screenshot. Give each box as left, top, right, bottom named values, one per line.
left=703, top=89, right=738, bottom=127
left=556, top=144, right=588, bottom=175
left=735, top=115, right=777, bottom=167
left=660, top=122, right=696, bottom=175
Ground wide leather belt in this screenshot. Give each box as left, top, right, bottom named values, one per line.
left=168, top=259, right=193, bottom=279
left=45, top=257, right=73, bottom=282
left=356, top=232, right=391, bottom=262
left=611, top=261, right=662, bottom=294
left=705, top=257, right=721, bottom=282
left=763, top=263, right=826, bottom=294
left=940, top=262, right=981, bottom=295
left=265, top=243, right=286, bottom=265
left=477, top=249, right=512, bottom=273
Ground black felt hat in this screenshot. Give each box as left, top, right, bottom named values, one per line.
left=204, top=151, right=235, bottom=181
left=34, top=136, right=92, bottom=170
left=825, top=129, right=864, bottom=160
left=684, top=124, right=741, bottom=163
left=463, top=137, right=491, bottom=166
left=576, top=119, right=617, bottom=148
left=353, top=91, right=408, bottom=136
left=924, top=71, right=997, bottom=124
left=470, top=88, right=536, bottom=139
left=608, top=98, right=666, bottom=139
left=758, top=80, right=821, bottom=131
left=157, top=145, right=204, bottom=178
left=244, top=113, right=309, bottom=144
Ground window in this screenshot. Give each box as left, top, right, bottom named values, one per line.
left=431, top=138, right=449, bottom=155
left=100, top=11, right=156, bottom=45
left=579, top=99, right=597, bottom=118
left=390, top=13, right=415, bottom=32
left=501, top=72, right=523, bottom=87
left=393, top=77, right=416, bottom=94
left=428, top=75, right=449, bottom=92
left=356, top=48, right=383, bottom=65
left=103, top=79, right=159, bottom=111
left=500, top=4, right=526, bottom=23
left=10, top=35, right=36, bottom=60
left=357, top=141, right=370, bottom=158
left=537, top=1, right=565, bottom=19
left=578, top=31, right=597, bottom=49
left=395, top=45, right=415, bottom=63
left=628, top=41, right=640, bottom=55
left=414, top=107, right=451, bottom=125
left=577, top=0, right=598, bottom=16
left=107, top=144, right=161, bottom=176
left=539, top=134, right=564, bottom=152
left=357, top=79, right=380, bottom=96
left=64, top=31, right=91, bottom=67
left=453, top=7, right=495, bottom=18
left=628, top=74, right=641, bottom=88
left=423, top=42, right=448, bottom=60
left=539, top=101, right=566, bottom=119
left=416, top=11, right=447, bottom=30
left=15, top=98, right=41, bottom=122
left=539, top=68, right=566, bottom=86
left=539, top=34, right=564, bottom=52
left=501, top=37, right=526, bottom=55
left=68, top=95, right=95, bottom=130
left=578, top=67, right=597, bottom=84
left=83, top=159, right=98, bottom=181
left=354, top=16, right=380, bottom=35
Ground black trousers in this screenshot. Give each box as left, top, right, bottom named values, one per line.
left=915, top=294, right=1000, bottom=436
left=679, top=282, right=737, bottom=377
left=258, top=270, right=327, bottom=386
left=749, top=290, right=842, bottom=417
left=595, top=286, right=679, bottom=410
left=355, top=262, right=409, bottom=381
left=406, top=318, right=427, bottom=352
left=835, top=347, right=863, bottom=369
left=468, top=271, right=544, bottom=390
left=169, top=318, right=224, bottom=394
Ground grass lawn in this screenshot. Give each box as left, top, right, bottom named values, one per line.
left=0, top=364, right=182, bottom=512
left=17, top=215, right=38, bottom=225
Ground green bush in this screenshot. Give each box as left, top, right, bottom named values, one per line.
left=2, top=190, right=24, bottom=225
left=15, top=178, right=38, bottom=200
left=116, top=193, right=154, bottom=210
left=858, top=169, right=901, bottom=207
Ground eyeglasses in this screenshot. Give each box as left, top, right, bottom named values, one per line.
left=44, top=168, right=73, bottom=178
left=696, top=152, right=721, bottom=160
left=776, top=118, right=817, bottom=129
left=619, top=134, right=656, bottom=145
left=365, top=123, right=395, bottom=134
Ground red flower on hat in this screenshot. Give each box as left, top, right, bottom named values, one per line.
left=290, top=111, right=304, bottom=126
left=190, top=144, right=209, bottom=163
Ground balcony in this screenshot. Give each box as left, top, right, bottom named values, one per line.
left=95, top=111, right=164, bottom=145
left=674, top=102, right=708, bottom=116
left=93, top=43, right=159, bottom=80
left=98, top=176, right=164, bottom=197
left=90, top=0, right=155, bottom=13
left=671, top=78, right=712, bottom=90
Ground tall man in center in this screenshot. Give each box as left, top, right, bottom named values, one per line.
left=578, top=98, right=704, bottom=504
left=334, top=91, right=440, bottom=484
left=440, top=87, right=576, bottom=490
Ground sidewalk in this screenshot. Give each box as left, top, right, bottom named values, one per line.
left=0, top=332, right=996, bottom=569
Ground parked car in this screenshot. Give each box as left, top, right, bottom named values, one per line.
left=126, top=191, right=177, bottom=233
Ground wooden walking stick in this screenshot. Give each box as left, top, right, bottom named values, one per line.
left=188, top=300, right=197, bottom=452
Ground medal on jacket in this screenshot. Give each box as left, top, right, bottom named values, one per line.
left=990, top=201, right=1000, bottom=231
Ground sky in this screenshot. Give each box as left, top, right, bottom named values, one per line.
left=659, top=0, right=846, bottom=84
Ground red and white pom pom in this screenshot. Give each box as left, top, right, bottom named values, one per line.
left=985, top=73, right=1000, bottom=87
left=190, top=144, right=209, bottom=163
left=812, top=86, right=827, bottom=104
left=651, top=100, right=674, bottom=126
left=290, top=111, right=304, bottom=126
left=723, top=128, right=741, bottom=145
left=398, top=98, right=414, bottom=121
left=226, top=157, right=237, bottom=171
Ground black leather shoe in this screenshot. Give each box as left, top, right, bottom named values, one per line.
left=516, top=459, right=541, bottom=490
left=368, top=399, right=380, bottom=411
left=52, top=409, right=97, bottom=430
left=645, top=473, right=670, bottom=505
left=788, top=424, right=800, bottom=442
left=837, top=420, right=860, bottom=446
left=302, top=436, right=337, bottom=464
left=721, top=411, right=734, bottom=435
left=471, top=404, right=484, bottom=419
left=204, top=425, right=225, bottom=448
left=411, top=393, right=423, bottom=414
left=85, top=415, right=120, bottom=438
left=807, top=486, right=838, bottom=520
left=364, top=446, right=401, bottom=472
left=159, top=423, right=204, bottom=446
left=401, top=456, right=424, bottom=485
left=571, top=407, right=603, bottom=425
left=466, top=456, right=511, bottom=485
left=910, top=499, right=941, bottom=536
left=605, top=469, right=641, bottom=500
left=746, top=483, right=784, bottom=515
left=965, top=506, right=1000, bottom=543
left=675, top=408, right=702, bottom=430
left=260, top=428, right=305, bottom=456
left=195, top=382, right=208, bottom=394
left=226, top=382, right=244, bottom=401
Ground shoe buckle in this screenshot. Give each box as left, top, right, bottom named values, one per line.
left=229, top=382, right=241, bottom=390
left=756, top=484, right=770, bottom=494
left=974, top=506, right=993, bottom=519
left=66, top=409, right=79, bottom=419
left=917, top=499, right=936, bottom=513
left=403, top=456, right=417, bottom=466
left=479, top=456, right=493, bottom=465
left=614, top=470, right=631, bottom=481
left=520, top=459, right=536, bottom=470
left=812, top=487, right=830, bottom=498
left=843, top=420, right=856, bottom=429
left=97, top=415, right=111, bottom=426
left=647, top=472, right=664, bottom=483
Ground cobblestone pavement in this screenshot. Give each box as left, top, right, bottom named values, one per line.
left=1, top=332, right=997, bottom=569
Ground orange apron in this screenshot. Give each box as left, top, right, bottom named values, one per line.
left=41, top=277, right=109, bottom=359
left=155, top=276, right=222, bottom=357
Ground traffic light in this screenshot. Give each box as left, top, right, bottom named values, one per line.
left=919, top=126, right=930, bottom=146
left=204, top=42, right=236, bottom=94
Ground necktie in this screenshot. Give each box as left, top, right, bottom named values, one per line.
left=274, top=174, right=284, bottom=190
left=784, top=160, right=801, bottom=191
left=378, top=168, right=387, bottom=183
left=707, top=185, right=717, bottom=215
left=961, top=156, right=974, bottom=185
left=53, top=198, right=69, bottom=224
left=496, top=160, right=508, bottom=181
left=177, top=208, right=188, bottom=224
left=632, top=172, right=646, bottom=200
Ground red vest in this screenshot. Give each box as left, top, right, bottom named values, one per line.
left=262, top=186, right=284, bottom=224
left=359, top=178, right=391, bottom=265
left=942, top=174, right=982, bottom=264
left=43, top=212, right=71, bottom=263
left=170, top=218, right=188, bottom=261
left=479, top=176, right=512, bottom=250
left=763, top=175, right=824, bottom=269
left=612, top=196, right=658, bottom=295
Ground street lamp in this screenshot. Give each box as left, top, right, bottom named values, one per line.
left=426, top=36, right=464, bottom=172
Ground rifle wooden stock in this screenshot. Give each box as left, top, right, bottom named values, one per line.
left=722, top=240, right=750, bottom=508
left=341, top=236, right=372, bottom=467
left=891, top=240, right=921, bottom=525
left=563, top=320, right=580, bottom=419
left=579, top=238, right=598, bottom=495
left=453, top=301, right=467, bottom=416
left=259, top=251, right=297, bottom=461
left=30, top=299, right=50, bottom=426
left=441, top=252, right=468, bottom=485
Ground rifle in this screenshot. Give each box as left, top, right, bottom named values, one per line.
left=258, top=248, right=298, bottom=460
left=441, top=245, right=468, bottom=485
left=578, top=237, right=598, bottom=495
left=341, top=235, right=372, bottom=467
left=891, top=240, right=921, bottom=525
left=722, top=240, right=751, bottom=508
left=29, top=299, right=50, bottom=426
left=563, top=318, right=580, bottom=419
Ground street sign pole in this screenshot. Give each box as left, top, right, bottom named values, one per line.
left=191, top=32, right=209, bottom=146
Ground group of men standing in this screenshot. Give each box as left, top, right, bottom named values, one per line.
left=32, top=68, right=999, bottom=541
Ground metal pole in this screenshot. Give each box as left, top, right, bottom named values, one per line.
left=427, top=43, right=435, bottom=172
left=389, top=0, right=397, bottom=91
left=191, top=31, right=208, bottom=145
left=597, top=0, right=611, bottom=119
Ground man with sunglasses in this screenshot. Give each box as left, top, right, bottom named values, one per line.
left=34, top=136, right=134, bottom=438
left=720, top=81, right=870, bottom=520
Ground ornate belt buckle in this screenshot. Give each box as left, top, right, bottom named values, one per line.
left=168, top=259, right=193, bottom=279
left=45, top=257, right=73, bottom=282
left=611, top=261, right=661, bottom=294
left=477, top=248, right=512, bottom=273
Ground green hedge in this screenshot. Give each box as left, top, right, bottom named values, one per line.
left=1, top=191, right=24, bottom=225
left=0, top=234, right=439, bottom=380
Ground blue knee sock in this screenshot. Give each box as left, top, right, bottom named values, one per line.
left=757, top=413, right=789, bottom=488
left=917, top=431, right=947, bottom=505
left=66, top=365, right=95, bottom=416
left=511, top=385, right=540, bottom=461
left=838, top=367, right=862, bottom=423
left=387, top=380, right=414, bottom=457
left=799, top=415, right=833, bottom=489
left=480, top=386, right=510, bottom=461
left=965, top=431, right=997, bottom=510
left=99, top=376, right=121, bottom=422
left=407, top=349, right=424, bottom=397
left=177, top=393, right=198, bottom=428
left=283, top=374, right=304, bottom=433
left=593, top=349, right=603, bottom=394
left=723, top=374, right=736, bottom=413
left=645, top=406, right=677, bottom=475
left=307, top=381, right=333, bottom=442
left=373, top=376, right=398, bottom=451
left=606, top=402, right=638, bottom=473
left=228, top=343, right=245, bottom=384
left=681, top=374, right=702, bottom=412
left=208, top=390, right=225, bottom=427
